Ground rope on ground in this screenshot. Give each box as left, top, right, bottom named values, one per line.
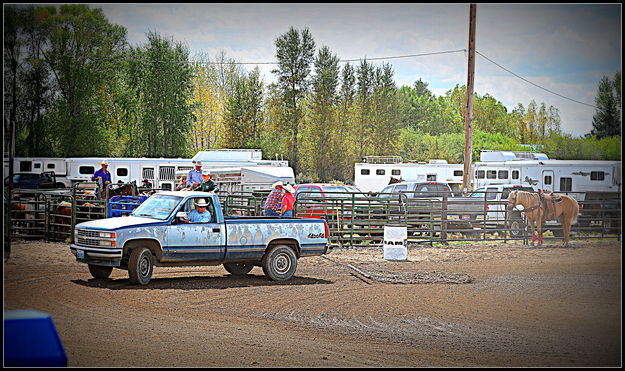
left=321, top=255, right=472, bottom=284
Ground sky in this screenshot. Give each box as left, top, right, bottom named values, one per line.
left=97, top=3, right=622, bottom=138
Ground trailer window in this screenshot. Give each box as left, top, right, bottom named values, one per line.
left=391, top=169, right=401, bottom=176
left=47, top=163, right=55, bottom=169
left=590, top=171, right=604, bottom=181
left=19, top=161, right=32, bottom=172
left=360, top=169, right=370, bottom=175
left=376, top=169, right=385, bottom=176
left=453, top=170, right=463, bottom=177
left=498, top=170, right=508, bottom=179
left=487, top=170, right=497, bottom=179
left=142, top=168, right=155, bottom=180
left=34, top=163, right=41, bottom=169
left=476, top=170, right=485, bottom=179
left=544, top=175, right=552, bottom=185
left=79, top=166, right=95, bottom=175
left=426, top=174, right=436, bottom=181
left=512, top=170, right=519, bottom=180
left=560, top=177, right=572, bottom=192
left=117, top=168, right=128, bottom=177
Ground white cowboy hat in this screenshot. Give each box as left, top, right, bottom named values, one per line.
left=272, top=181, right=284, bottom=189
left=194, top=160, right=202, bottom=166
left=201, top=169, right=211, bottom=176
left=284, top=184, right=295, bottom=193
left=195, top=198, right=209, bottom=207
left=99, top=160, right=109, bottom=166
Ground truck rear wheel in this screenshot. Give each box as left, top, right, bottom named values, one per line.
left=223, top=262, right=254, bottom=275
left=128, top=247, right=153, bottom=285
left=88, top=264, right=113, bottom=279
left=262, top=245, right=297, bottom=281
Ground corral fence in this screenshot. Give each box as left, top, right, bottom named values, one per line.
left=222, top=189, right=621, bottom=247
left=6, top=187, right=621, bottom=247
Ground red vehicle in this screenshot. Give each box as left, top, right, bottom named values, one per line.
left=293, top=183, right=365, bottom=219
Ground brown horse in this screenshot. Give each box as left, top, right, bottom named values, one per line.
left=507, top=190, right=579, bottom=247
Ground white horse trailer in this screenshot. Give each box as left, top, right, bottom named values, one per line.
left=473, top=151, right=621, bottom=202
left=208, top=166, right=295, bottom=194
left=354, top=156, right=464, bottom=193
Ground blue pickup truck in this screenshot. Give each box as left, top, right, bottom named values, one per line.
left=70, top=191, right=330, bottom=285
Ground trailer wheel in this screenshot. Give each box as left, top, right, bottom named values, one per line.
left=262, top=245, right=297, bottom=281
left=88, top=264, right=113, bottom=279
left=128, top=247, right=153, bottom=285
left=223, top=262, right=254, bottom=275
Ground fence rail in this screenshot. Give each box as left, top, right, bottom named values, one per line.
left=6, top=188, right=621, bottom=247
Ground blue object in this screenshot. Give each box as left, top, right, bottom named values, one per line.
left=4, top=309, right=68, bottom=367
left=108, top=195, right=145, bottom=217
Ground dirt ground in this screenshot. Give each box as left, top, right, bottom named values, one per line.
left=3, top=238, right=622, bottom=367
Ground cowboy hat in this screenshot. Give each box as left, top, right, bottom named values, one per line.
left=195, top=198, right=209, bottom=207
left=272, top=181, right=284, bottom=189
left=201, top=169, right=211, bottom=176
left=99, top=160, right=109, bottom=166
left=194, top=160, right=202, bottom=166
left=284, top=184, right=295, bottom=193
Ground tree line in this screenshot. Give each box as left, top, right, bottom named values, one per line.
left=4, top=4, right=621, bottom=184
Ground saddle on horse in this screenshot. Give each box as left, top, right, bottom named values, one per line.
left=538, top=191, right=563, bottom=221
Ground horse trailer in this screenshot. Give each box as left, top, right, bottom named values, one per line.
left=4, top=150, right=294, bottom=192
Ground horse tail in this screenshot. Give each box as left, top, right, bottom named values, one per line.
left=570, top=196, right=579, bottom=223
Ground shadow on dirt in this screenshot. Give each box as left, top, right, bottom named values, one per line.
left=72, top=273, right=333, bottom=290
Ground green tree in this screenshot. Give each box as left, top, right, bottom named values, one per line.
left=591, top=73, right=621, bottom=138
left=38, top=4, right=128, bottom=157
left=356, top=59, right=375, bottom=159
left=272, top=26, right=316, bottom=174
left=127, top=31, right=194, bottom=157
left=222, top=67, right=265, bottom=149
left=307, top=45, right=340, bottom=181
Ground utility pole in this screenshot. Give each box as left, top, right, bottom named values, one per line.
left=462, top=3, right=476, bottom=195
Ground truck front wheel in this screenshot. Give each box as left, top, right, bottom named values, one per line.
left=128, top=247, right=154, bottom=285
left=88, top=264, right=113, bottom=279
left=262, top=245, right=297, bottom=281
left=223, top=262, right=254, bottom=275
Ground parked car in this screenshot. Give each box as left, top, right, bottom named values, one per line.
left=293, top=183, right=367, bottom=219
left=5, top=171, right=64, bottom=190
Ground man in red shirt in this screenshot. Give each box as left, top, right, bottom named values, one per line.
left=280, top=184, right=295, bottom=217
left=263, top=181, right=284, bottom=216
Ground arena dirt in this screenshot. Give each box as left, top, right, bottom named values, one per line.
left=3, top=238, right=621, bottom=367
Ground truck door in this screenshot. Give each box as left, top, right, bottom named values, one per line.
left=542, top=170, right=554, bottom=192
left=164, top=197, right=226, bottom=262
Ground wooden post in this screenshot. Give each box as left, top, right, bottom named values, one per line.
left=462, top=4, right=477, bottom=195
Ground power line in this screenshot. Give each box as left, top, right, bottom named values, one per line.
left=117, top=49, right=467, bottom=65
left=475, top=50, right=599, bottom=110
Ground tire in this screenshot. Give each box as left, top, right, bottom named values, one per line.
left=128, top=247, right=154, bottom=285
left=88, top=264, right=113, bottom=279
left=223, top=262, right=254, bottom=275
left=508, top=217, right=525, bottom=238
left=262, top=245, right=298, bottom=281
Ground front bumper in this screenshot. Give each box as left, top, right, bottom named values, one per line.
left=70, top=244, right=123, bottom=266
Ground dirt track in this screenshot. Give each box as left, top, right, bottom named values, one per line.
left=3, top=238, right=622, bottom=367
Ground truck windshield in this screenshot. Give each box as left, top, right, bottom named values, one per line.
left=131, top=194, right=182, bottom=220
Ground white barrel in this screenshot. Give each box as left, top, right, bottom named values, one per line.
left=383, top=225, right=407, bottom=261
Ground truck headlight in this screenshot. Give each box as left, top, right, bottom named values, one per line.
left=99, top=232, right=116, bottom=238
